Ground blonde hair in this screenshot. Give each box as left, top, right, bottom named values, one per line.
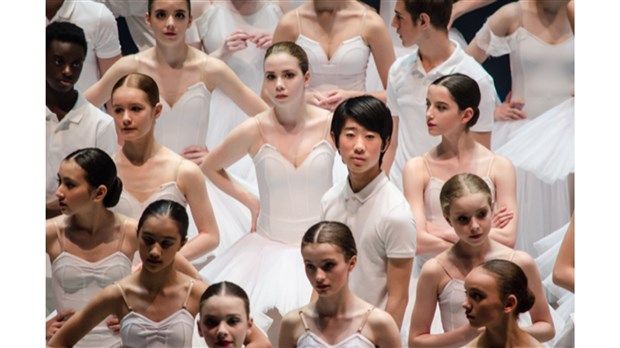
left=440, top=173, right=493, bottom=217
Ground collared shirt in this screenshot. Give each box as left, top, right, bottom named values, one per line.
left=387, top=41, right=497, bottom=190
left=46, top=91, right=117, bottom=203
left=321, top=172, right=416, bottom=308
left=47, top=0, right=121, bottom=91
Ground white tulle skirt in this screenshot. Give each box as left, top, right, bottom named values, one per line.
left=199, top=233, right=313, bottom=333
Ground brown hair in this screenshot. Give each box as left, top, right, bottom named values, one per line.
left=264, top=41, right=309, bottom=74
left=481, top=259, right=536, bottom=315
left=111, top=73, right=160, bottom=107
left=200, top=281, right=250, bottom=319
left=301, top=221, right=357, bottom=261
left=440, top=173, right=493, bottom=218
left=431, top=73, right=481, bottom=130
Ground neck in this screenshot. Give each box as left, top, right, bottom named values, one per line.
left=46, top=86, right=78, bottom=120
left=273, top=101, right=308, bottom=128
left=313, top=0, right=350, bottom=12
left=154, top=43, right=190, bottom=69
left=418, top=31, right=454, bottom=71
left=437, top=130, right=477, bottom=158
left=348, top=167, right=381, bottom=193
left=121, top=136, right=161, bottom=166
left=229, top=0, right=261, bottom=15
left=453, top=238, right=492, bottom=263
left=482, top=315, right=529, bottom=347
left=315, top=286, right=355, bottom=317
left=70, top=206, right=114, bottom=237
left=139, top=263, right=177, bottom=292
left=536, top=0, right=568, bottom=13
left=46, top=0, right=64, bottom=20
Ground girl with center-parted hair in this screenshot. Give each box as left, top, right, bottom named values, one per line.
left=45, top=148, right=199, bottom=347
left=279, top=221, right=402, bottom=348
left=47, top=199, right=209, bottom=347
left=402, top=73, right=518, bottom=275
left=408, top=173, right=555, bottom=347
left=463, top=259, right=543, bottom=348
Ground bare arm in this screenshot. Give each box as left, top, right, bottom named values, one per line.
left=381, top=117, right=398, bottom=176
left=466, top=2, right=520, bottom=63
left=369, top=310, right=402, bottom=348
left=177, top=161, right=220, bottom=261
left=385, top=257, right=413, bottom=328
left=278, top=309, right=303, bottom=348
left=514, top=252, right=556, bottom=342
left=552, top=216, right=575, bottom=293
left=97, top=54, right=122, bottom=78
left=450, top=0, right=496, bottom=28
left=244, top=323, right=272, bottom=348
left=403, top=158, right=455, bottom=257
left=200, top=118, right=260, bottom=230
left=409, top=260, right=482, bottom=348
left=84, top=55, right=139, bottom=108
left=47, top=285, right=121, bottom=347
left=488, top=156, right=518, bottom=247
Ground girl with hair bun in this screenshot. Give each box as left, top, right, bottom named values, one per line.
left=402, top=73, right=518, bottom=274
left=45, top=149, right=199, bottom=347
left=279, top=221, right=401, bottom=348
left=407, top=173, right=554, bottom=347
left=464, top=259, right=542, bottom=347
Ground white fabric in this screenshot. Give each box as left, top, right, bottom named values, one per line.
left=111, top=182, right=187, bottom=220
left=46, top=92, right=117, bottom=204
left=297, top=332, right=375, bottom=348
left=47, top=0, right=121, bottom=91
left=321, top=172, right=416, bottom=308
left=200, top=139, right=335, bottom=333
left=387, top=43, right=496, bottom=191
left=120, top=309, right=194, bottom=348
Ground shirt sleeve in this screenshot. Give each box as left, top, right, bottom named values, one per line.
left=96, top=118, right=118, bottom=157
left=93, top=4, right=122, bottom=59
left=386, top=60, right=401, bottom=118
left=381, top=203, right=417, bottom=259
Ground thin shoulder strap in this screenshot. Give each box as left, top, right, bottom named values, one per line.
left=115, top=282, right=133, bottom=311
left=54, top=220, right=66, bottom=251
left=422, top=154, right=434, bottom=177
left=359, top=8, right=368, bottom=36
left=133, top=53, right=142, bottom=74
left=298, top=310, right=311, bottom=332
left=485, top=155, right=496, bottom=177
left=517, top=1, right=525, bottom=28
left=357, top=307, right=374, bottom=333
left=117, top=218, right=128, bottom=252
left=509, top=250, right=516, bottom=262
left=182, top=280, right=196, bottom=309
left=296, top=9, right=303, bottom=36
left=322, top=113, right=331, bottom=140
left=254, top=117, right=267, bottom=143
left=175, top=157, right=184, bottom=181
left=432, top=258, right=455, bottom=280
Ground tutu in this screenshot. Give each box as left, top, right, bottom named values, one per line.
left=495, top=98, right=574, bottom=184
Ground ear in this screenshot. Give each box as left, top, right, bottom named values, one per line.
left=154, top=102, right=163, bottom=119
left=444, top=213, right=453, bottom=227
left=418, top=13, right=431, bottom=30
left=504, top=294, right=517, bottom=314
left=460, top=107, right=474, bottom=125
left=247, top=316, right=254, bottom=336
left=144, top=12, right=151, bottom=27
left=348, top=255, right=357, bottom=272
left=196, top=318, right=204, bottom=337
left=304, top=71, right=311, bottom=88
left=92, top=185, right=108, bottom=203
left=188, top=14, right=193, bottom=28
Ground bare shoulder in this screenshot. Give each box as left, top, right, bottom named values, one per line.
left=487, top=2, right=522, bottom=36
left=273, top=7, right=300, bottom=41
left=511, top=250, right=537, bottom=271
left=280, top=306, right=306, bottom=341
left=367, top=306, right=397, bottom=330
left=492, top=155, right=515, bottom=172
left=46, top=216, right=65, bottom=255
left=418, top=256, right=446, bottom=283
left=403, top=156, right=427, bottom=179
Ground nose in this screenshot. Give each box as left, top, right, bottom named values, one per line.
left=166, top=15, right=175, bottom=28
left=216, top=322, right=229, bottom=338
left=315, top=268, right=326, bottom=283
left=353, top=136, right=365, bottom=153
left=275, top=76, right=284, bottom=90
left=391, top=16, right=398, bottom=29
left=471, top=218, right=480, bottom=232
left=55, top=185, right=65, bottom=200
left=463, top=299, right=471, bottom=311
left=122, top=110, right=132, bottom=126
left=149, top=243, right=162, bottom=259
left=62, top=64, right=73, bottom=77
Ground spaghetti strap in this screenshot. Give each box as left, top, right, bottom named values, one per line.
left=359, top=8, right=368, bottom=35
left=254, top=117, right=267, bottom=143
left=117, top=218, right=128, bottom=252
left=133, top=54, right=142, bottom=74
left=296, top=9, right=303, bottom=36
left=485, top=155, right=496, bottom=177
left=357, top=307, right=374, bottom=333
left=115, top=282, right=133, bottom=311
left=298, top=310, right=311, bottom=332
left=322, top=113, right=331, bottom=140
left=174, top=157, right=184, bottom=181
left=54, top=220, right=66, bottom=252
left=182, top=280, right=196, bottom=309
left=433, top=258, right=455, bottom=280
left=509, top=250, right=516, bottom=262
left=422, top=154, right=434, bottom=177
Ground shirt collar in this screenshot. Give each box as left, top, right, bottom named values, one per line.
left=46, top=90, right=88, bottom=124
left=412, top=39, right=464, bottom=78
left=344, top=171, right=388, bottom=204
left=48, top=0, right=76, bottom=23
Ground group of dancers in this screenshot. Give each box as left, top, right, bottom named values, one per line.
left=45, top=0, right=575, bottom=347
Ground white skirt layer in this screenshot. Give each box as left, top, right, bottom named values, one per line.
left=199, top=233, right=313, bottom=333
left=495, top=98, right=574, bottom=184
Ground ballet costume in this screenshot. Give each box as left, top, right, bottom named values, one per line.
left=200, top=116, right=335, bottom=334
left=133, top=54, right=253, bottom=265
left=50, top=219, right=132, bottom=347
left=194, top=2, right=284, bottom=188
left=294, top=8, right=372, bottom=186
left=296, top=307, right=376, bottom=348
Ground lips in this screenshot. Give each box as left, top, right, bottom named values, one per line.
left=275, top=94, right=287, bottom=100
left=216, top=341, right=232, bottom=347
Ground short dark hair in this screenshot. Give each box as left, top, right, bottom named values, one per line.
left=431, top=73, right=481, bottom=129
left=137, top=200, right=189, bottom=241
left=46, top=21, right=87, bottom=56
left=63, top=148, right=122, bottom=208
left=200, top=281, right=251, bottom=319
left=331, top=95, right=393, bottom=167
left=403, top=0, right=453, bottom=30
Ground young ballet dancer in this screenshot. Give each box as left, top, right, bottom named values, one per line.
left=279, top=221, right=402, bottom=348
left=46, top=21, right=117, bottom=218
left=385, top=0, right=496, bottom=189
left=408, top=173, right=554, bottom=347
left=47, top=199, right=208, bottom=347
left=197, top=281, right=271, bottom=348
left=321, top=95, right=416, bottom=329
left=464, top=260, right=543, bottom=347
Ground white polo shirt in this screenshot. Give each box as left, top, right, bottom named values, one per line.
left=321, top=172, right=416, bottom=308
left=46, top=92, right=117, bottom=203
left=387, top=41, right=497, bottom=190
left=47, top=0, right=121, bottom=91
